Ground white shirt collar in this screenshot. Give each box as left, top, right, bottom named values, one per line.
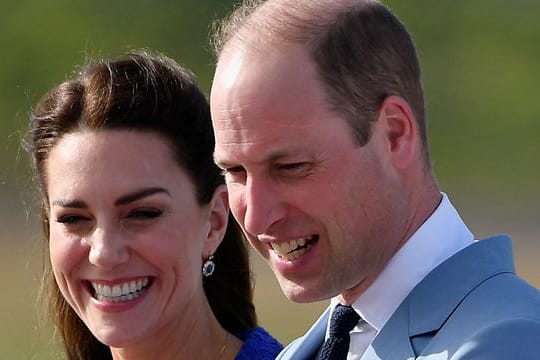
left=330, top=192, right=474, bottom=332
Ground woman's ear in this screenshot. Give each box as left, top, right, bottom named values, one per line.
left=202, top=184, right=229, bottom=257
left=377, top=95, right=419, bottom=169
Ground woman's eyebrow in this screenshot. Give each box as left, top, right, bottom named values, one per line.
left=51, top=199, right=87, bottom=208
left=50, top=187, right=170, bottom=208
left=114, top=187, right=171, bottom=206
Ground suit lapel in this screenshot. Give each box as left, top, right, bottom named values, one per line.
left=362, top=298, right=416, bottom=359
left=408, top=236, right=514, bottom=338
left=277, top=306, right=330, bottom=360
left=280, top=236, right=514, bottom=360
left=365, top=236, right=514, bottom=359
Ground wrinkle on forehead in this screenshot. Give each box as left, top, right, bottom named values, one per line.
left=215, top=126, right=301, bottom=150
left=214, top=113, right=315, bottom=131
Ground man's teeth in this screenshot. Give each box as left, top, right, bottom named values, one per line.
left=271, top=237, right=312, bottom=261
left=91, top=278, right=149, bottom=303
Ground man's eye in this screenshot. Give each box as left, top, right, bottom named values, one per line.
left=128, top=209, right=162, bottom=220
left=279, top=162, right=308, bottom=171
left=222, top=166, right=245, bottom=175
left=221, top=166, right=247, bottom=182
left=277, top=162, right=311, bottom=174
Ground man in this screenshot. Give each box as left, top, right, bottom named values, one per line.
left=210, top=0, right=540, bottom=358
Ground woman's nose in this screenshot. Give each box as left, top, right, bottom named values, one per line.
left=86, top=226, right=129, bottom=269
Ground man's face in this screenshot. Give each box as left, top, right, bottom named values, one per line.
left=211, top=44, right=407, bottom=303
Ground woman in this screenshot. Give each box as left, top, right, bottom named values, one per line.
left=26, top=51, right=282, bottom=359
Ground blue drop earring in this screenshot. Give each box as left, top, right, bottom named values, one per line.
left=202, top=255, right=215, bottom=277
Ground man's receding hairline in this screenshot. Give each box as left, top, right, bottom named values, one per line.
left=218, top=0, right=380, bottom=56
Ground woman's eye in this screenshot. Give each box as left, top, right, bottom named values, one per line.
left=128, top=209, right=162, bottom=220
left=56, top=215, right=87, bottom=224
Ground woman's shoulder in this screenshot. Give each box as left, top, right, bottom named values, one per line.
left=235, top=326, right=283, bottom=360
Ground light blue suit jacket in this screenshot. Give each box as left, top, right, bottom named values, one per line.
left=277, top=236, right=540, bottom=359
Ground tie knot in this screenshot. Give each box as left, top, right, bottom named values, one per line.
left=329, top=304, right=360, bottom=336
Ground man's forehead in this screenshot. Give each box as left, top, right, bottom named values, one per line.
left=213, top=44, right=248, bottom=91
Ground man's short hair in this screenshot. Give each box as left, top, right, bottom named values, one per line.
left=212, top=0, right=428, bottom=157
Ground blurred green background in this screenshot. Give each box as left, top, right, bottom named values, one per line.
left=1, top=0, right=538, bottom=358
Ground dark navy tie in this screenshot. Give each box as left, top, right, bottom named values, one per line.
left=318, top=304, right=360, bottom=360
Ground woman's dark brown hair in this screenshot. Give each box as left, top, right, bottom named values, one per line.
left=26, top=51, right=257, bottom=359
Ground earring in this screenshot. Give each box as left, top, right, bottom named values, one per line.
left=202, top=255, right=216, bottom=277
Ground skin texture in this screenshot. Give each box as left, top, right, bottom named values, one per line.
left=211, top=43, right=438, bottom=304
left=46, top=130, right=236, bottom=359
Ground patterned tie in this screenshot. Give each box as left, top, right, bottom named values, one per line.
left=318, top=304, right=360, bottom=360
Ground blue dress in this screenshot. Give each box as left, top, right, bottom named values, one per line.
left=235, top=326, right=283, bottom=359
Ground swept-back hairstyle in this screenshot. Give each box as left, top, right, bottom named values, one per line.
left=212, top=0, right=429, bottom=161
left=26, top=51, right=256, bottom=359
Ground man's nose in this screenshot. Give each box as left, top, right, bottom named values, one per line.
left=242, top=176, right=287, bottom=236
left=86, top=226, right=129, bottom=269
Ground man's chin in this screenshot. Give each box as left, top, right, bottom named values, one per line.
left=277, top=277, right=331, bottom=304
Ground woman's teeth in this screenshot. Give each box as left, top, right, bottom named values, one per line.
left=91, top=278, right=149, bottom=303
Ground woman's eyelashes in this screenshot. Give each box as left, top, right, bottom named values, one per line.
left=56, top=214, right=89, bottom=224
left=127, top=208, right=163, bottom=220
left=54, top=208, right=163, bottom=227
left=54, top=213, right=94, bottom=235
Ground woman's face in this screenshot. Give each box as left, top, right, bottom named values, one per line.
left=45, top=130, right=227, bottom=347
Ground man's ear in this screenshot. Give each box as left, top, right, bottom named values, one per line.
left=202, top=184, right=229, bottom=257
left=377, top=95, right=419, bottom=169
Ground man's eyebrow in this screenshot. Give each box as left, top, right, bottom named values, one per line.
left=114, top=187, right=171, bottom=206
left=213, top=149, right=298, bottom=168
left=213, top=151, right=235, bottom=168
left=213, top=157, right=228, bottom=169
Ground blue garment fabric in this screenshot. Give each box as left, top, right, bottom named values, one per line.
left=235, top=326, right=283, bottom=359
left=276, top=236, right=540, bottom=359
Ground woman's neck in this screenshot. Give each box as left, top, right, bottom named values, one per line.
left=109, top=299, right=239, bottom=360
